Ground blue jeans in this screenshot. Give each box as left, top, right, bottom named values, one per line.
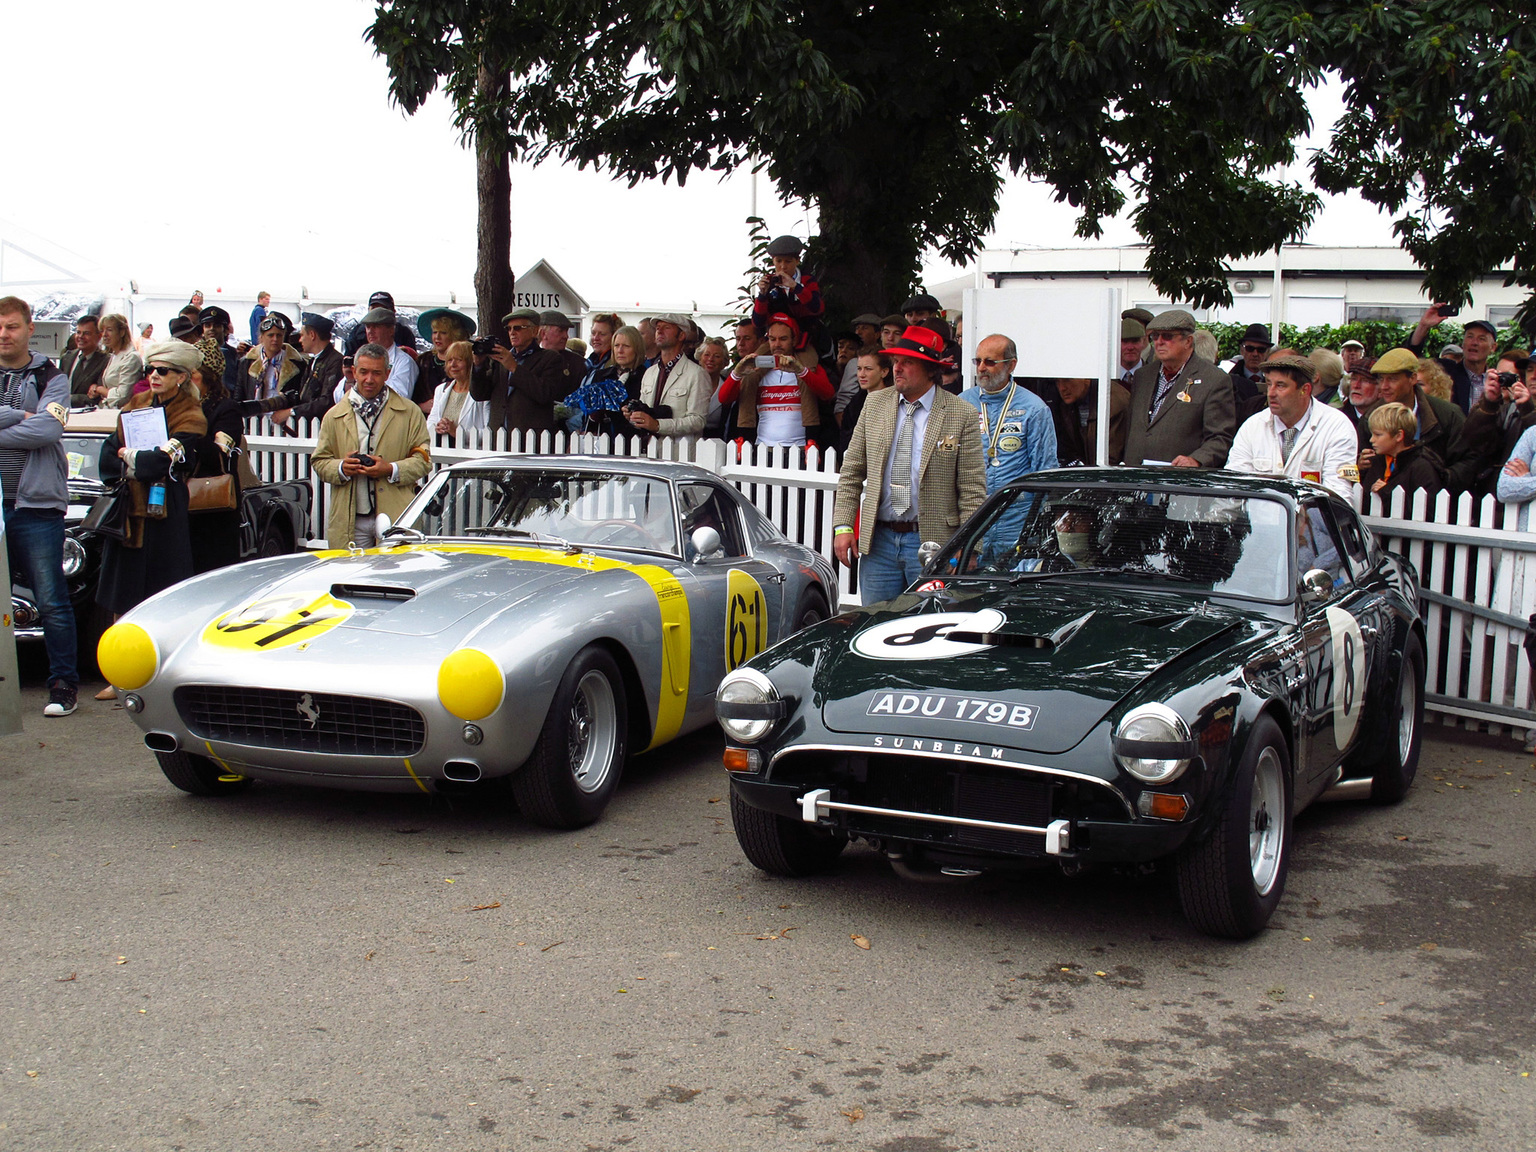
left=5, top=506, right=78, bottom=686
left=859, top=526, right=924, bottom=605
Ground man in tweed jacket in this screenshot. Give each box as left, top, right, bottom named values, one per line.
left=1123, top=308, right=1236, bottom=468
left=833, top=325, right=987, bottom=603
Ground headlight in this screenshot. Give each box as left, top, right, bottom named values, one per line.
left=437, top=648, right=505, bottom=721
left=716, top=668, right=785, bottom=744
left=61, top=536, right=86, bottom=578
left=1113, top=703, right=1195, bottom=784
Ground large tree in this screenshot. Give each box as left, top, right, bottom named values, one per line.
left=368, top=1, right=1536, bottom=324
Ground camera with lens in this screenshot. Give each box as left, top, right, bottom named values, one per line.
left=472, top=335, right=503, bottom=356
left=621, top=399, right=672, bottom=420
left=353, top=453, right=377, bottom=468
left=1498, top=371, right=1519, bottom=387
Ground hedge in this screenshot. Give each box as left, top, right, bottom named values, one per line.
left=1202, top=319, right=1528, bottom=360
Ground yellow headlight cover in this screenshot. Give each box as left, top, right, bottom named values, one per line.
left=98, top=622, right=159, bottom=690
left=437, top=648, right=505, bottom=721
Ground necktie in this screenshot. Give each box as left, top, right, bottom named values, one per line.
left=1280, top=425, right=1297, bottom=464
left=891, top=400, right=916, bottom=518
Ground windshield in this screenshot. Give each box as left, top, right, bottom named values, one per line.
left=936, top=484, right=1293, bottom=601
left=64, top=435, right=104, bottom=484
left=403, top=469, right=679, bottom=555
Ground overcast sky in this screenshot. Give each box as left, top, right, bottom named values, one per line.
left=7, top=1, right=1400, bottom=309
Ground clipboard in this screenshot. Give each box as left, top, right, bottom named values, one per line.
left=121, top=406, right=169, bottom=453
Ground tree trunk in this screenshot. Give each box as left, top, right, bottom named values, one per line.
left=474, top=61, right=514, bottom=334
left=808, top=150, right=921, bottom=327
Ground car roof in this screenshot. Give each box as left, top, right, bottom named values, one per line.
left=441, top=454, right=722, bottom=484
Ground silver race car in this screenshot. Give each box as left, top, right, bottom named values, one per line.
left=99, top=457, right=837, bottom=828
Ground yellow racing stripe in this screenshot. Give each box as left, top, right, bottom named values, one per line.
left=317, top=543, right=691, bottom=752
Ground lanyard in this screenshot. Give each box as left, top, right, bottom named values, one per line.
left=977, top=381, right=1017, bottom=466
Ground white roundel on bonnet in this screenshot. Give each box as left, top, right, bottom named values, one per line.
left=851, top=610, right=1006, bottom=661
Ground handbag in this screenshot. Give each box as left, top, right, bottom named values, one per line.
left=188, top=472, right=238, bottom=512
left=81, top=484, right=130, bottom=541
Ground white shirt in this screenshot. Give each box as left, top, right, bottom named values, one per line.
left=877, top=389, right=931, bottom=522
left=1227, top=398, right=1359, bottom=499
left=381, top=342, right=418, bottom=401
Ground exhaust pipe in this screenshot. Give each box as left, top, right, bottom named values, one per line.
left=442, top=760, right=482, bottom=783
left=144, top=732, right=179, bottom=753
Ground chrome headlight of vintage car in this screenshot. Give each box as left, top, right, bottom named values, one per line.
left=61, top=535, right=87, bottom=578
left=716, top=668, right=786, bottom=744
left=1113, top=703, right=1196, bottom=784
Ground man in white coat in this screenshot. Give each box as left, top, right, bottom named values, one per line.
left=1226, top=353, right=1360, bottom=499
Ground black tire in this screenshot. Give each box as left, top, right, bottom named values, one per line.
left=74, top=600, right=107, bottom=681
left=791, top=587, right=830, bottom=634
left=257, top=518, right=291, bottom=559
left=730, top=790, right=847, bottom=876
left=513, top=646, right=628, bottom=829
left=1175, top=715, right=1292, bottom=939
left=155, top=749, right=252, bottom=797
left=1368, top=632, right=1425, bottom=804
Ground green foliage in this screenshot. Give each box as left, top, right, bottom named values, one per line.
left=1203, top=319, right=1528, bottom=360
left=367, top=2, right=1536, bottom=324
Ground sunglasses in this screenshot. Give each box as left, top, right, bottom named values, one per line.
left=971, top=356, right=1014, bottom=367
left=146, top=365, right=184, bottom=377
left=1241, top=344, right=1269, bottom=354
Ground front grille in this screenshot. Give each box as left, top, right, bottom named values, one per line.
left=954, top=774, right=1051, bottom=854
left=175, top=685, right=425, bottom=756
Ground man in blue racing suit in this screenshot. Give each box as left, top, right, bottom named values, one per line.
left=959, top=333, right=1057, bottom=559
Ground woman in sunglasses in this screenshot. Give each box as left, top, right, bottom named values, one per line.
left=93, top=342, right=208, bottom=699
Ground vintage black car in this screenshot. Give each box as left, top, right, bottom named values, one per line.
left=718, top=469, right=1425, bottom=938
left=9, top=409, right=311, bottom=668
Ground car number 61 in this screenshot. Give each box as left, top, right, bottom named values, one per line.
left=726, top=569, right=767, bottom=671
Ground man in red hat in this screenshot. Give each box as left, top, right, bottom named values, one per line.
left=833, top=325, right=986, bottom=603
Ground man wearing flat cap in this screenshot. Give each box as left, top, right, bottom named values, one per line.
left=833, top=325, right=986, bottom=604
left=1226, top=353, right=1360, bottom=498
left=753, top=235, right=824, bottom=339
left=283, top=313, right=346, bottom=426
left=469, top=307, right=576, bottom=434
left=358, top=306, right=418, bottom=402
left=1118, top=317, right=1147, bottom=386
left=345, top=291, right=418, bottom=359
left=1123, top=308, right=1237, bottom=468
left=538, top=309, right=587, bottom=382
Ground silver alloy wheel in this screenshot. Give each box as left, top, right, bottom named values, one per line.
left=567, top=669, right=618, bottom=793
left=1249, top=746, right=1285, bottom=896
left=1397, top=665, right=1418, bottom=763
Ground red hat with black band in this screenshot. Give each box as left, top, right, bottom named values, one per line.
left=883, top=325, right=954, bottom=366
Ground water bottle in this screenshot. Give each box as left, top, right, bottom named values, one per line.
left=146, top=481, right=168, bottom=519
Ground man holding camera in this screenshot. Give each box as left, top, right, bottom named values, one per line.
left=716, top=313, right=834, bottom=448
left=1407, top=306, right=1493, bottom=412
left=1444, top=349, right=1536, bottom=496
left=626, top=314, right=710, bottom=438
left=752, top=236, right=824, bottom=340
left=469, top=307, right=578, bottom=434
left=312, top=343, right=431, bottom=549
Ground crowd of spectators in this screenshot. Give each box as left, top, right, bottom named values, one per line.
left=8, top=249, right=1536, bottom=718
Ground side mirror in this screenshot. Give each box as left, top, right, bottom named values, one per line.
left=690, top=525, right=723, bottom=562
left=1300, top=568, right=1333, bottom=603
left=917, top=540, right=942, bottom=570
left=374, top=513, right=392, bottom=541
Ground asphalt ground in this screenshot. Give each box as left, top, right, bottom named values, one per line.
left=2, top=661, right=1533, bottom=1151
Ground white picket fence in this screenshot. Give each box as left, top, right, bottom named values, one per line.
left=1363, top=487, right=1535, bottom=739
left=245, top=417, right=1535, bottom=740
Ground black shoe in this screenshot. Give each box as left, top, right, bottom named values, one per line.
left=44, top=682, right=78, bottom=717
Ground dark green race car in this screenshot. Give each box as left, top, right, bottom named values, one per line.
left=717, top=469, right=1424, bottom=939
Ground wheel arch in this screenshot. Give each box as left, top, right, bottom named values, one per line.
left=589, top=636, right=653, bottom=755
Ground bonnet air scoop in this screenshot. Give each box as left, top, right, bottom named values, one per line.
left=943, top=610, right=1095, bottom=653
left=330, top=583, right=416, bottom=602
